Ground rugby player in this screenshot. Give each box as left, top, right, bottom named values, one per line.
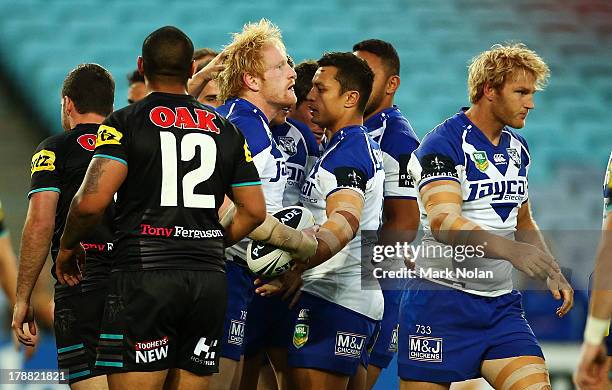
left=54, top=26, right=266, bottom=390
left=12, top=63, right=115, bottom=389
left=401, top=43, right=573, bottom=389
left=127, top=70, right=146, bottom=104
left=259, top=52, right=385, bottom=389
left=353, top=38, right=420, bottom=389
left=239, top=59, right=319, bottom=390
left=213, top=19, right=317, bottom=390
left=288, top=60, right=324, bottom=145
left=574, top=150, right=612, bottom=389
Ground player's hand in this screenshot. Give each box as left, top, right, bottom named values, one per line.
left=292, top=225, right=319, bottom=265
left=507, top=242, right=560, bottom=280
left=187, top=51, right=227, bottom=96
left=254, top=265, right=304, bottom=308
left=55, top=243, right=86, bottom=286
left=546, top=272, right=574, bottom=317
left=11, top=301, right=37, bottom=347
left=574, top=342, right=609, bottom=389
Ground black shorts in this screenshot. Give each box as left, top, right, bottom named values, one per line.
left=54, top=287, right=108, bottom=384
left=95, top=269, right=227, bottom=375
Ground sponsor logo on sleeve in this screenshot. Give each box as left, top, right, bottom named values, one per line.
left=399, top=154, right=415, bottom=188
left=31, top=149, right=56, bottom=176
left=244, top=141, right=253, bottom=162
left=96, top=125, right=123, bottom=147
left=408, top=335, right=442, bottom=362
left=420, top=154, right=459, bottom=181
left=334, top=167, right=367, bottom=192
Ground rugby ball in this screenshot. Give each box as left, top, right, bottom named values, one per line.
left=246, top=206, right=315, bottom=277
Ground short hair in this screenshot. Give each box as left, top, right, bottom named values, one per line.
left=294, top=60, right=317, bottom=106
left=217, top=19, right=286, bottom=102
left=317, top=52, right=374, bottom=114
left=142, top=26, right=194, bottom=84
left=352, top=39, right=400, bottom=76
left=62, top=63, right=114, bottom=116
left=468, top=43, right=550, bottom=104
left=127, top=69, right=144, bottom=85
left=193, top=47, right=218, bottom=61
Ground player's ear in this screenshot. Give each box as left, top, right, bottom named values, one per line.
left=243, top=72, right=260, bottom=92
left=137, top=56, right=145, bottom=76
left=344, top=90, right=360, bottom=109
left=63, top=96, right=74, bottom=116
left=386, top=75, right=400, bottom=95
left=188, top=60, right=197, bottom=78
left=482, top=82, right=496, bottom=102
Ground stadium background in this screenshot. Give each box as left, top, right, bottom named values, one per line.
left=0, top=0, right=609, bottom=388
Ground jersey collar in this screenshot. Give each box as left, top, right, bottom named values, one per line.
left=225, top=97, right=270, bottom=125
left=325, top=125, right=365, bottom=150
left=363, top=105, right=401, bottom=132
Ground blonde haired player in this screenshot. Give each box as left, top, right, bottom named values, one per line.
left=400, top=43, right=573, bottom=389
left=574, top=151, right=612, bottom=390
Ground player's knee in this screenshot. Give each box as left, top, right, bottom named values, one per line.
left=493, top=358, right=550, bottom=390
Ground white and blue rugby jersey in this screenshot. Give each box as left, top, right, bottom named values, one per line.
left=271, top=117, right=319, bottom=206
left=217, top=98, right=288, bottom=260
left=408, top=108, right=531, bottom=296
left=364, top=106, right=420, bottom=199
left=300, top=125, right=385, bottom=320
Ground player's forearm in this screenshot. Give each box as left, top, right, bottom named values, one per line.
left=0, top=236, right=18, bottom=306
left=515, top=216, right=552, bottom=256
left=60, top=196, right=103, bottom=250
left=224, top=200, right=266, bottom=247
left=16, top=219, right=53, bottom=303
left=589, top=220, right=612, bottom=320
left=380, top=218, right=418, bottom=246
left=187, top=69, right=212, bottom=99
left=305, top=216, right=354, bottom=270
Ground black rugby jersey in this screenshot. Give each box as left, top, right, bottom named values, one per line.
left=29, top=123, right=115, bottom=294
left=93, top=92, right=260, bottom=271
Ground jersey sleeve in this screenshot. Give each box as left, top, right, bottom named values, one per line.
left=28, top=135, right=62, bottom=198
left=93, top=112, right=128, bottom=166
left=318, top=135, right=375, bottom=199
left=408, top=129, right=463, bottom=190
left=379, top=119, right=420, bottom=199
left=604, top=150, right=612, bottom=218
left=229, top=124, right=262, bottom=188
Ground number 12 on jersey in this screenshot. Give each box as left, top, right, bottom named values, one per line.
left=159, top=132, right=216, bottom=209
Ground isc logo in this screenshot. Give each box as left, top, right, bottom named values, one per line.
left=408, top=335, right=443, bottom=362
left=335, top=332, right=366, bottom=358
left=228, top=320, right=245, bottom=346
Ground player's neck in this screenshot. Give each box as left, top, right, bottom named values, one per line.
left=464, top=105, right=504, bottom=146
left=145, top=80, right=188, bottom=95
left=327, top=113, right=363, bottom=137
left=69, top=113, right=105, bottom=130
left=363, top=99, right=394, bottom=122
left=239, top=93, right=280, bottom=124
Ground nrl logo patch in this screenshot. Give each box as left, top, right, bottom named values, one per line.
left=293, top=324, right=309, bottom=349
left=278, top=136, right=297, bottom=156
left=506, top=148, right=521, bottom=167
left=472, top=151, right=489, bottom=172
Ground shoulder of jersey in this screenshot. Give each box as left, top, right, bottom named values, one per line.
left=217, top=104, right=271, bottom=156
left=322, top=130, right=377, bottom=176
left=380, top=115, right=420, bottom=152
left=286, top=117, right=319, bottom=155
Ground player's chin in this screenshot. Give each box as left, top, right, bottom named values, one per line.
left=510, top=118, right=526, bottom=129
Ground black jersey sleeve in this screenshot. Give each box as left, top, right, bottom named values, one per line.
left=29, top=135, right=63, bottom=198
left=229, top=125, right=261, bottom=188
left=93, top=113, right=128, bottom=166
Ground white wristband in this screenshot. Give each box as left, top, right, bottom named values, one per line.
left=584, top=315, right=610, bottom=345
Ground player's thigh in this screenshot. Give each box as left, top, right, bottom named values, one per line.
left=481, top=356, right=550, bottom=390
left=348, top=363, right=367, bottom=390
left=400, top=379, right=450, bottom=390
left=209, top=357, right=240, bottom=390
left=267, top=347, right=289, bottom=390
left=366, top=365, right=382, bottom=390
left=70, top=375, right=108, bottom=390
left=238, top=350, right=264, bottom=390
left=290, top=367, right=349, bottom=390
left=108, top=370, right=168, bottom=390
left=163, top=368, right=210, bottom=390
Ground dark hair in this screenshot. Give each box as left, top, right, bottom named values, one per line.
left=142, top=26, right=194, bottom=84
left=62, top=63, right=114, bottom=116
left=317, top=52, right=374, bottom=113
left=127, top=69, right=144, bottom=85
left=294, top=60, right=317, bottom=106
left=353, top=39, right=400, bottom=76
left=193, top=47, right=218, bottom=61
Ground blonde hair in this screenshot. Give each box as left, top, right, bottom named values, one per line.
left=217, top=19, right=285, bottom=102
left=467, top=43, right=550, bottom=104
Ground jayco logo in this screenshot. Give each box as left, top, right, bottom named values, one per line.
left=466, top=179, right=527, bottom=202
